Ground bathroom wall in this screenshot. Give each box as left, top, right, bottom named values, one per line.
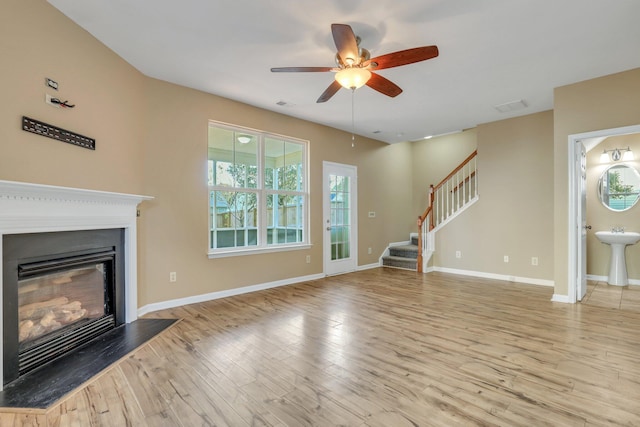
left=586, top=133, right=640, bottom=280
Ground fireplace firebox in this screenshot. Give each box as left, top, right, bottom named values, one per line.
left=3, top=229, right=125, bottom=385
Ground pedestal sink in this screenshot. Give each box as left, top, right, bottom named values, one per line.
left=595, top=231, right=640, bottom=286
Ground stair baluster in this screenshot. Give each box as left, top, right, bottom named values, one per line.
left=416, top=150, right=478, bottom=273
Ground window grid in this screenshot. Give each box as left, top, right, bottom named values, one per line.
left=330, top=174, right=351, bottom=260
left=208, top=122, right=308, bottom=254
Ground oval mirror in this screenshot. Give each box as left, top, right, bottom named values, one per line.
left=598, top=164, right=640, bottom=211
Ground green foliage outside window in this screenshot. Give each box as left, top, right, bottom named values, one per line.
left=208, top=123, right=307, bottom=252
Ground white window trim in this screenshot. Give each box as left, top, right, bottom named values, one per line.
left=207, top=121, right=310, bottom=257
left=208, top=243, right=312, bottom=259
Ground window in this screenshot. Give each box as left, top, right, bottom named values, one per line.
left=208, top=121, right=308, bottom=256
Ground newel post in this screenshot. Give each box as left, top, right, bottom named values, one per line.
left=428, top=185, right=435, bottom=230
left=416, top=217, right=423, bottom=273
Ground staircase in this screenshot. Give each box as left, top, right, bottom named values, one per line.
left=382, top=150, right=478, bottom=272
left=382, top=236, right=419, bottom=270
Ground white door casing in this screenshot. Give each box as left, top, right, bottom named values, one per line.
left=577, top=141, right=587, bottom=301
left=567, top=124, right=640, bottom=303
left=323, top=162, right=357, bottom=276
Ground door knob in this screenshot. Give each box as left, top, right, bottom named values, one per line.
left=585, top=225, right=592, bottom=230
left=326, top=227, right=331, bottom=231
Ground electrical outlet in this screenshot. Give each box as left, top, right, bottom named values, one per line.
left=531, top=257, right=538, bottom=266
left=306, top=255, right=311, bottom=264
left=169, top=272, right=177, bottom=282
left=503, top=255, right=509, bottom=263
left=368, top=211, right=376, bottom=218
left=455, top=250, right=461, bottom=258
left=368, top=247, right=372, bottom=254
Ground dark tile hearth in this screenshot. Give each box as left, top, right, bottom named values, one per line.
left=0, top=318, right=177, bottom=410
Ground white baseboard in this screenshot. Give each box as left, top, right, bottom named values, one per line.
left=431, top=266, right=555, bottom=287
left=357, top=262, right=381, bottom=271
left=138, top=272, right=325, bottom=317
left=139, top=263, right=562, bottom=317
left=551, top=294, right=571, bottom=303
left=430, top=266, right=565, bottom=302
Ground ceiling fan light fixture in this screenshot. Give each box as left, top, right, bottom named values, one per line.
left=335, top=67, right=371, bottom=90
left=271, top=24, right=439, bottom=103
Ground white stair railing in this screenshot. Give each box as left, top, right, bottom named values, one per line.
left=417, top=150, right=478, bottom=272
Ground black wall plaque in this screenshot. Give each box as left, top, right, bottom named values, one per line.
left=21, top=116, right=95, bottom=150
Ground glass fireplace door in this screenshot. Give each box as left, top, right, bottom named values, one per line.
left=18, top=263, right=108, bottom=350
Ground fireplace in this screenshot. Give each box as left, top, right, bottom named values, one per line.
left=0, top=180, right=151, bottom=390
left=3, top=229, right=125, bottom=384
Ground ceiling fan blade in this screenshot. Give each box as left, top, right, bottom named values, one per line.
left=317, top=80, right=342, bottom=103
left=367, top=46, right=439, bottom=70
left=271, top=66, right=334, bottom=73
left=331, top=24, right=359, bottom=65
left=366, top=73, right=402, bottom=97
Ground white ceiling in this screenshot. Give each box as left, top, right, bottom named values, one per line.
left=48, top=0, right=640, bottom=144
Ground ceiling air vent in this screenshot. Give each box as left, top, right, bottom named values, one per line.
left=493, top=99, right=528, bottom=113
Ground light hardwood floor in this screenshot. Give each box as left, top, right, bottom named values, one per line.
left=2, top=268, right=640, bottom=426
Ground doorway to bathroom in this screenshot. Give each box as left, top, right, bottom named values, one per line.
left=568, top=124, right=640, bottom=303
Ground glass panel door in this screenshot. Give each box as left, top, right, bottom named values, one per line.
left=330, top=174, right=351, bottom=260
left=323, top=162, right=357, bottom=275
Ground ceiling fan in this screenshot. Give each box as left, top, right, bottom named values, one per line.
left=271, top=23, right=439, bottom=103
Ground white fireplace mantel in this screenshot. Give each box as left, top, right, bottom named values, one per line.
left=0, top=180, right=152, bottom=389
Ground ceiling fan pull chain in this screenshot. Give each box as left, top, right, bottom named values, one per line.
left=351, top=88, right=355, bottom=148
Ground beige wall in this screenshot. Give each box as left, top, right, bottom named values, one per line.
left=432, top=112, right=555, bottom=280
left=554, top=68, right=640, bottom=297
left=139, top=77, right=415, bottom=304
left=1, top=1, right=415, bottom=307
left=5, top=2, right=640, bottom=308
left=0, top=0, right=145, bottom=193
left=586, top=133, right=640, bottom=279
left=410, top=130, right=478, bottom=219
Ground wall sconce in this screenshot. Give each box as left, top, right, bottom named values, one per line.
left=600, top=147, right=634, bottom=163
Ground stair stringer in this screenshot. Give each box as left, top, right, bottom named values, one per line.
left=421, top=195, right=479, bottom=272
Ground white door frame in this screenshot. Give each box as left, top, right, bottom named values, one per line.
left=323, top=161, right=358, bottom=276
left=567, top=124, right=640, bottom=303
left=577, top=141, right=587, bottom=301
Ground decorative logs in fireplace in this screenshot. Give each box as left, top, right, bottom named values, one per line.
left=19, top=297, right=88, bottom=343
left=17, top=263, right=107, bottom=349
